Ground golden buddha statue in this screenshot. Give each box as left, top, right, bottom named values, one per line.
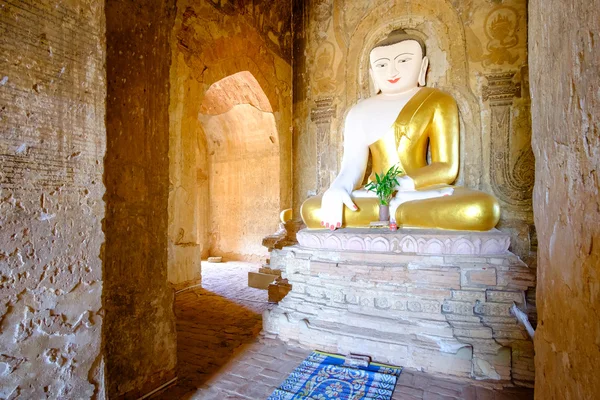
left=301, top=29, right=500, bottom=231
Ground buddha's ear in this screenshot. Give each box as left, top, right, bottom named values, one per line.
left=369, top=67, right=381, bottom=94
left=418, top=56, right=429, bottom=87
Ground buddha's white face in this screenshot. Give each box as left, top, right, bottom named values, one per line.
left=369, top=40, right=428, bottom=95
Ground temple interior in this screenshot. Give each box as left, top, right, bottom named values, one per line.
left=0, top=0, right=598, bottom=399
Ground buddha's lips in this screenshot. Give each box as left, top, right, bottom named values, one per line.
left=388, top=78, right=400, bottom=83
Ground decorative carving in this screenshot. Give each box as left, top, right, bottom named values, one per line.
left=310, top=97, right=337, bottom=124
left=483, top=72, right=534, bottom=206
left=296, top=228, right=511, bottom=255
left=311, top=97, right=337, bottom=192
left=482, top=73, right=521, bottom=102
left=482, top=6, right=520, bottom=66
left=311, top=0, right=333, bottom=33
left=312, top=42, right=337, bottom=94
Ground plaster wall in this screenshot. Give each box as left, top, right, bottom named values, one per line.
left=529, top=0, right=600, bottom=398
left=0, top=1, right=105, bottom=397
left=104, top=1, right=178, bottom=397
left=200, top=104, right=280, bottom=262
left=292, top=0, right=535, bottom=262
left=168, top=0, right=292, bottom=285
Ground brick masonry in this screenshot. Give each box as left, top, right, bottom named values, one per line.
left=264, top=231, right=536, bottom=387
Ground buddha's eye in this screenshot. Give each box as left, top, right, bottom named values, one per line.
left=375, top=62, right=387, bottom=68
left=398, top=58, right=411, bottom=63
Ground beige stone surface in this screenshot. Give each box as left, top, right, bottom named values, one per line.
left=292, top=0, right=535, bottom=262
left=0, top=1, right=105, bottom=398
left=529, top=0, right=600, bottom=398
left=168, top=0, right=292, bottom=284
left=104, top=1, right=178, bottom=397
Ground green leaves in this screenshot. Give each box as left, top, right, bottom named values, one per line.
left=365, top=164, right=403, bottom=206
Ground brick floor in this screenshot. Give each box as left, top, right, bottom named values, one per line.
left=153, top=261, right=534, bottom=400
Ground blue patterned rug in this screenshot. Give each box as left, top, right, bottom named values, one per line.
left=267, top=351, right=403, bottom=400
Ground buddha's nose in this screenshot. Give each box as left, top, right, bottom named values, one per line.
left=390, top=63, right=399, bottom=76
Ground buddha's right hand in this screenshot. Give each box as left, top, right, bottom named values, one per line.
left=320, top=187, right=358, bottom=230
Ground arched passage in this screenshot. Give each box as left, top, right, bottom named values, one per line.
left=167, top=13, right=292, bottom=287
left=198, top=71, right=281, bottom=261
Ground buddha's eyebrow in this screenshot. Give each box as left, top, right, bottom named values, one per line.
left=394, top=53, right=414, bottom=59
left=373, top=57, right=390, bottom=63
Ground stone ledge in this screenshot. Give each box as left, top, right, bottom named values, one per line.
left=297, top=228, right=511, bottom=255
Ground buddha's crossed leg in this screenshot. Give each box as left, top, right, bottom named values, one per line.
left=301, top=186, right=499, bottom=231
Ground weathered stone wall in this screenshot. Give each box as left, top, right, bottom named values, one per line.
left=105, top=1, right=178, bottom=397
left=529, top=0, right=600, bottom=398
left=168, top=0, right=292, bottom=284
left=200, top=102, right=281, bottom=262
left=292, top=0, right=535, bottom=262
left=0, top=1, right=105, bottom=398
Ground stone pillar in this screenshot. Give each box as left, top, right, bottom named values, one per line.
left=529, top=0, right=600, bottom=398
left=104, top=1, right=177, bottom=397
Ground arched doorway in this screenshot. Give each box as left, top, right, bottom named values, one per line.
left=198, top=71, right=281, bottom=262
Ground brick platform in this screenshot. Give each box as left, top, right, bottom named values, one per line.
left=263, top=229, right=536, bottom=387
left=152, top=261, right=533, bottom=399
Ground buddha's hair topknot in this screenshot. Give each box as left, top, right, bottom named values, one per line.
left=372, top=29, right=426, bottom=56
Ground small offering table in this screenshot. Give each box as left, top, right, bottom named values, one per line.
left=263, top=228, right=536, bottom=387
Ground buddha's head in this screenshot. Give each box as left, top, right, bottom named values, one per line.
left=369, top=29, right=429, bottom=95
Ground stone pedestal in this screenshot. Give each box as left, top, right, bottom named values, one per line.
left=263, top=228, right=536, bottom=387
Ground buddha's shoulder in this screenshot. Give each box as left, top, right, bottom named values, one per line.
left=421, top=87, right=457, bottom=107
left=349, top=96, right=378, bottom=112
left=344, top=97, right=379, bottom=122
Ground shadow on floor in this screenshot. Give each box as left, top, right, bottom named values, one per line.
left=152, top=286, right=265, bottom=399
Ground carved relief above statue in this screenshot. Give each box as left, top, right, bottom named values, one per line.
left=482, top=6, right=520, bottom=66
left=340, top=0, right=371, bottom=37
left=312, top=0, right=333, bottom=34
left=312, top=42, right=337, bottom=94
left=301, top=29, right=501, bottom=231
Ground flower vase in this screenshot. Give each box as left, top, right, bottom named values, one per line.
left=379, top=204, right=390, bottom=222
